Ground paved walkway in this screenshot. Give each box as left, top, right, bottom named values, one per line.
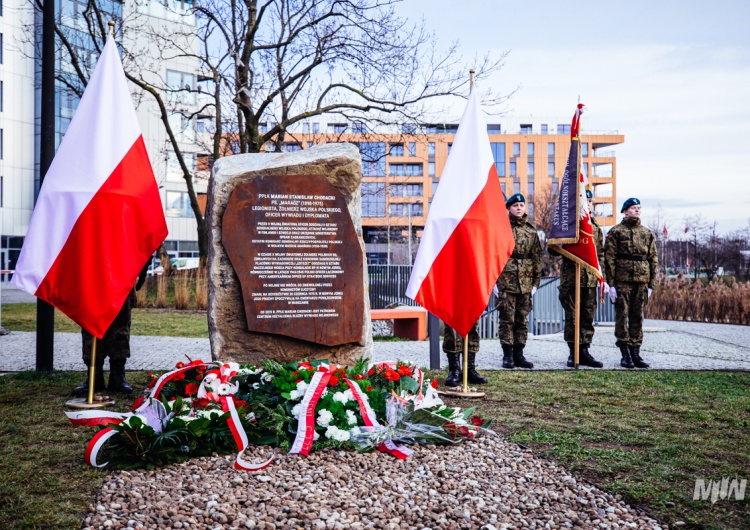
left=2, top=319, right=748, bottom=372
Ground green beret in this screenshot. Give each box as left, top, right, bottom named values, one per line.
left=585, top=189, right=593, bottom=199
left=506, top=193, right=526, bottom=207
left=621, top=197, right=641, bottom=212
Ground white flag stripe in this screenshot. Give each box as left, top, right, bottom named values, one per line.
left=406, top=90, right=495, bottom=298
left=11, top=36, right=141, bottom=294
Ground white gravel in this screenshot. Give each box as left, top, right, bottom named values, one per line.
left=82, top=436, right=664, bottom=530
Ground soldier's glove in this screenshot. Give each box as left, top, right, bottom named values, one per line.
left=492, top=285, right=499, bottom=297
left=648, top=288, right=653, bottom=298
left=609, top=286, right=618, bottom=302
left=531, top=286, right=538, bottom=296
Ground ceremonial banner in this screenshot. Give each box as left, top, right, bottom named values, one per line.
left=548, top=104, right=602, bottom=278
left=406, top=88, right=514, bottom=337
left=11, top=35, right=167, bottom=338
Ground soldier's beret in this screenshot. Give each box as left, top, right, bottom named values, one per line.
left=506, top=193, right=526, bottom=207
left=621, top=197, right=641, bottom=212
left=585, top=189, right=593, bottom=199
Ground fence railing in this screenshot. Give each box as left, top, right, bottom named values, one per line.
left=367, top=266, right=615, bottom=338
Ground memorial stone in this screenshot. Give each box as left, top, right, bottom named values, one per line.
left=207, top=143, right=372, bottom=365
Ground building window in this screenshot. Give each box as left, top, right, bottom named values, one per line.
left=167, top=112, right=196, bottom=143
left=541, top=124, right=548, bottom=134
left=509, top=162, right=516, bottom=177
left=329, top=123, right=347, bottom=134
left=582, top=163, right=588, bottom=177
left=548, top=142, right=555, bottom=156
left=487, top=124, right=501, bottom=134
left=527, top=161, right=534, bottom=177
left=166, top=151, right=196, bottom=182
left=548, top=161, right=555, bottom=177
left=581, top=142, right=589, bottom=157
left=312, top=122, right=320, bottom=133
left=0, top=176, right=3, bottom=207
left=500, top=182, right=506, bottom=195
left=557, top=124, right=571, bottom=134
left=166, top=70, right=196, bottom=105
left=351, top=122, right=366, bottom=134
left=513, top=181, right=520, bottom=194
left=552, top=181, right=559, bottom=195
left=528, top=202, right=534, bottom=219
left=520, top=124, right=532, bottom=134
left=282, top=142, right=301, bottom=152
left=528, top=181, right=534, bottom=196
left=402, top=123, right=417, bottom=134
left=490, top=142, right=505, bottom=177
left=0, top=80, right=3, bottom=112
left=0, top=128, right=3, bottom=159
left=389, top=183, right=423, bottom=197
left=361, top=182, right=386, bottom=217
left=527, top=142, right=534, bottom=156
left=389, top=143, right=404, bottom=157
left=360, top=142, right=386, bottom=176
left=513, top=142, right=520, bottom=157
left=428, top=142, right=435, bottom=157
left=166, top=191, right=194, bottom=218
left=428, top=162, right=435, bottom=177
left=307, top=141, right=315, bottom=148
left=389, top=163, right=423, bottom=176
left=389, top=203, right=423, bottom=217
left=0, top=33, right=3, bottom=64
left=302, top=123, right=310, bottom=133
left=408, top=142, right=416, bottom=157
left=447, top=143, right=452, bottom=155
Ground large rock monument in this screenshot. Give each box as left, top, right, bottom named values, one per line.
left=206, top=143, right=373, bottom=365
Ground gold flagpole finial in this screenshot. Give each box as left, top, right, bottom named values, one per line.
left=108, top=20, right=115, bottom=37
left=469, top=69, right=476, bottom=88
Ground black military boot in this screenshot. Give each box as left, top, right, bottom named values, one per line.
left=580, top=344, right=604, bottom=368
left=513, top=343, right=534, bottom=369
left=467, top=352, right=488, bottom=384
left=630, top=344, right=650, bottom=369
left=72, top=362, right=106, bottom=397
left=108, top=360, right=134, bottom=394
left=619, top=342, right=635, bottom=368
left=445, top=352, right=462, bottom=387
left=566, top=342, right=576, bottom=368
left=501, top=344, right=515, bottom=369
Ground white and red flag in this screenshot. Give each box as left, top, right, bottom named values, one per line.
left=548, top=104, right=603, bottom=280
left=11, top=35, right=167, bottom=338
left=406, top=88, right=514, bottom=337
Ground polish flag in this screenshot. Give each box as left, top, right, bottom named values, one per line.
left=11, top=35, right=167, bottom=338
left=406, top=88, right=514, bottom=337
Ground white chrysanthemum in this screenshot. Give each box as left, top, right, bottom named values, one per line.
left=291, top=404, right=302, bottom=418
left=296, top=380, right=308, bottom=394
left=238, top=366, right=263, bottom=376
left=177, top=415, right=198, bottom=422
left=346, top=410, right=357, bottom=425
left=324, top=425, right=338, bottom=439
left=313, top=430, right=320, bottom=441
left=333, top=392, right=349, bottom=404
left=245, top=412, right=256, bottom=422
left=349, top=426, right=361, bottom=436
left=197, top=409, right=223, bottom=420
left=316, top=409, right=333, bottom=427
left=261, top=372, right=274, bottom=383
left=289, top=390, right=300, bottom=400
left=335, top=429, right=351, bottom=442
left=252, top=383, right=260, bottom=390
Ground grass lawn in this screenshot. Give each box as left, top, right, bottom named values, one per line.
left=0, top=369, right=747, bottom=529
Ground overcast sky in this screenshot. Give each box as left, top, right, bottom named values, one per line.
left=397, top=0, right=750, bottom=233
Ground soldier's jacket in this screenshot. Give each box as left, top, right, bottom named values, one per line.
left=550, top=218, right=605, bottom=288
left=496, top=213, right=542, bottom=294
left=604, top=217, right=658, bottom=288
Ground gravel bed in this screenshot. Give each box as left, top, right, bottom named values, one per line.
left=82, top=436, right=663, bottom=530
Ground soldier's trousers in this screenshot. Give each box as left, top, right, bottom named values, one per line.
left=443, top=322, right=480, bottom=354
left=497, top=291, right=533, bottom=345
left=82, top=290, right=135, bottom=364
left=559, top=286, right=597, bottom=345
left=614, top=282, right=648, bottom=346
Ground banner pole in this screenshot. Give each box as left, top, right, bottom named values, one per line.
left=573, top=262, right=581, bottom=370
left=462, top=335, right=469, bottom=393
left=87, top=337, right=98, bottom=404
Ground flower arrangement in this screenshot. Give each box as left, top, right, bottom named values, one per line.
left=66, top=358, right=491, bottom=471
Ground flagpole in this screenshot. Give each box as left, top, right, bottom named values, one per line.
left=574, top=263, right=580, bottom=368
left=87, top=338, right=98, bottom=404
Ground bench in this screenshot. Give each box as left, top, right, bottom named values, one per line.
left=371, top=307, right=427, bottom=341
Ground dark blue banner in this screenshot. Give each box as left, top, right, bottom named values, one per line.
left=548, top=139, right=579, bottom=244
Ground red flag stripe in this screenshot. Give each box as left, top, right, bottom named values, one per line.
left=34, top=136, right=167, bottom=338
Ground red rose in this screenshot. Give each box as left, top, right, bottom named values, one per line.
left=328, top=376, right=340, bottom=387
left=365, top=385, right=373, bottom=392
left=354, top=374, right=365, bottom=381
left=298, top=362, right=313, bottom=371
left=175, top=361, right=185, bottom=369
left=458, top=426, right=470, bottom=437
left=367, top=367, right=375, bottom=376
left=130, top=396, right=146, bottom=410
left=189, top=359, right=204, bottom=366
left=470, top=416, right=483, bottom=427
left=233, top=399, right=248, bottom=410
left=397, top=365, right=412, bottom=377
left=173, top=372, right=185, bottom=381
left=185, top=383, right=199, bottom=396
left=431, top=379, right=439, bottom=389
left=385, top=369, right=400, bottom=382
left=192, top=398, right=210, bottom=408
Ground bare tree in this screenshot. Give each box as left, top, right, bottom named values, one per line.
left=531, top=181, right=559, bottom=275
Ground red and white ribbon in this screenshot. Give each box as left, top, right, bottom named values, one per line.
left=221, top=396, right=274, bottom=471
left=289, top=367, right=331, bottom=456
left=65, top=410, right=129, bottom=427
left=378, top=440, right=413, bottom=460
left=83, top=427, right=119, bottom=467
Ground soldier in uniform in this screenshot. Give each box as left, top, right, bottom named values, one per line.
left=496, top=193, right=542, bottom=369
left=73, top=261, right=150, bottom=396
left=549, top=189, right=604, bottom=368
left=442, top=322, right=486, bottom=387
left=604, top=198, right=658, bottom=368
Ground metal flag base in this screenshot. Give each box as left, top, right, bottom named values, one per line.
left=66, top=396, right=116, bottom=409
left=438, top=388, right=486, bottom=398
left=0, top=327, right=9, bottom=336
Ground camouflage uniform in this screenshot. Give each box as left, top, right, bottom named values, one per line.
left=550, top=218, right=605, bottom=346
left=496, top=213, right=542, bottom=345
left=82, top=289, right=137, bottom=364
left=442, top=321, right=480, bottom=354
left=604, top=217, right=658, bottom=346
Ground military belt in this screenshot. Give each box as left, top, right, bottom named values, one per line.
left=512, top=252, right=532, bottom=259
left=616, top=254, right=648, bottom=261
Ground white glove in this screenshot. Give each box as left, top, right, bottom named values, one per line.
left=648, top=288, right=653, bottom=298
left=492, top=285, right=499, bottom=297
left=609, top=286, right=617, bottom=302
left=531, top=286, right=538, bottom=296
left=603, top=282, right=610, bottom=293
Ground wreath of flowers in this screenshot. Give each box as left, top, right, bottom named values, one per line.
left=66, top=358, right=491, bottom=471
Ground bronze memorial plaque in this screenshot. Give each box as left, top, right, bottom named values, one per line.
left=222, top=175, right=364, bottom=346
